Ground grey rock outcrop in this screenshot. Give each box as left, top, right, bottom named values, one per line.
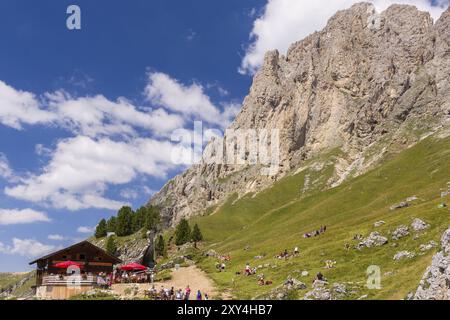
left=411, top=218, right=430, bottom=231
left=149, top=3, right=450, bottom=226
left=392, top=225, right=410, bottom=240
left=374, top=221, right=386, bottom=228
left=303, top=281, right=348, bottom=300
left=393, top=251, right=416, bottom=260
left=420, top=241, right=438, bottom=252
left=414, top=227, right=450, bottom=300
left=357, top=232, right=388, bottom=248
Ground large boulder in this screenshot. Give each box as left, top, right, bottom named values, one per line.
left=414, top=227, right=450, bottom=300
left=357, top=232, right=388, bottom=249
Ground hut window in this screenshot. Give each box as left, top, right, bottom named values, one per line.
left=62, top=255, right=67, bottom=260
left=79, top=254, right=86, bottom=260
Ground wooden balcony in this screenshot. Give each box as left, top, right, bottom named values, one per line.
left=42, top=275, right=98, bottom=286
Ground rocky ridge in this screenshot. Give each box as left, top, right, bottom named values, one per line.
left=414, top=227, right=450, bottom=300
left=150, top=2, right=450, bottom=227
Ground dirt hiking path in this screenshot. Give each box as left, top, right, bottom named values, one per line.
left=112, top=266, right=220, bottom=300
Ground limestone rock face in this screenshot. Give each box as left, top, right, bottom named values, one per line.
left=414, top=227, right=450, bottom=300
left=150, top=3, right=450, bottom=227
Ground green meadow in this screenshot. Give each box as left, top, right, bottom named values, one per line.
left=188, top=132, right=450, bottom=299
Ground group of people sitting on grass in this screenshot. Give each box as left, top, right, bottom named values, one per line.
left=275, top=247, right=300, bottom=260
left=145, top=285, right=208, bottom=300
left=215, top=262, right=227, bottom=272
left=257, top=274, right=273, bottom=286
left=244, top=263, right=258, bottom=276
left=218, top=254, right=231, bottom=261
left=303, top=226, right=327, bottom=238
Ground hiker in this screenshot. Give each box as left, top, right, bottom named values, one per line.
left=204, top=293, right=209, bottom=300
left=175, top=289, right=182, bottom=300
left=294, top=247, right=299, bottom=255
left=197, top=290, right=203, bottom=300
left=245, top=263, right=251, bottom=276
left=185, top=285, right=191, bottom=300
left=149, top=285, right=157, bottom=295
left=285, top=277, right=294, bottom=287
left=258, top=275, right=265, bottom=286
left=315, top=272, right=324, bottom=282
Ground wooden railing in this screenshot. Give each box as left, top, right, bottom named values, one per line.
left=42, top=275, right=97, bottom=286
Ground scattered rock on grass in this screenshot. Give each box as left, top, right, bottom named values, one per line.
left=419, top=241, right=438, bottom=252
left=374, top=221, right=386, bottom=228
left=393, top=251, right=416, bottom=260
left=392, top=225, right=409, bottom=240
left=411, top=218, right=430, bottom=232
left=390, top=202, right=410, bottom=211
left=357, top=232, right=388, bottom=249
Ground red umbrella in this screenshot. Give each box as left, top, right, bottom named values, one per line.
left=119, top=262, right=147, bottom=271
left=52, top=260, right=84, bottom=269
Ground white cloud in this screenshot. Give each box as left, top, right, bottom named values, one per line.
left=120, top=188, right=139, bottom=200
left=145, top=72, right=222, bottom=124
left=0, top=72, right=241, bottom=211
left=240, top=0, right=450, bottom=74
left=0, top=208, right=51, bottom=225
left=145, top=72, right=239, bottom=128
left=35, top=144, right=52, bottom=156
left=47, top=92, right=185, bottom=137
left=142, top=186, right=156, bottom=196
left=0, top=153, right=15, bottom=181
left=0, top=81, right=184, bottom=137
left=48, top=234, right=66, bottom=241
left=0, top=238, right=56, bottom=257
left=5, top=135, right=186, bottom=210
left=0, top=81, right=56, bottom=129
left=77, top=226, right=95, bottom=234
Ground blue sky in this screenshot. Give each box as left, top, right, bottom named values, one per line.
left=0, top=0, right=448, bottom=272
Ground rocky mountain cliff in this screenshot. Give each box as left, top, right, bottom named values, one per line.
left=150, top=2, right=450, bottom=227
left=415, top=227, right=450, bottom=300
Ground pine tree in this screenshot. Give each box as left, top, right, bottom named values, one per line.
left=133, top=206, right=147, bottom=232
left=155, top=235, right=166, bottom=257
left=95, top=219, right=107, bottom=238
left=116, top=206, right=133, bottom=237
left=106, top=236, right=117, bottom=255
left=175, top=218, right=191, bottom=246
left=191, top=223, right=203, bottom=248
left=106, top=216, right=117, bottom=233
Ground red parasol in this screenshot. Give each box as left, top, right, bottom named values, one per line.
left=119, top=262, right=147, bottom=271
left=52, top=260, right=84, bottom=269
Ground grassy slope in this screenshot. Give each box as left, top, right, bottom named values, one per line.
left=0, top=272, right=35, bottom=298
left=190, top=132, right=450, bottom=299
